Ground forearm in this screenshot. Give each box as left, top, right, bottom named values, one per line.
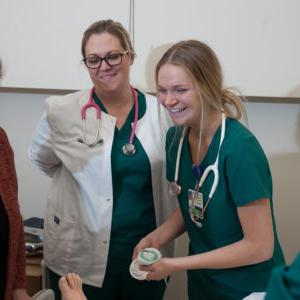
left=29, top=114, right=60, bottom=176
left=170, top=237, right=273, bottom=273
left=145, top=207, right=186, bottom=249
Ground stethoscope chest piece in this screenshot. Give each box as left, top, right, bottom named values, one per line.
left=122, top=143, right=136, bottom=156
left=168, top=182, right=182, bottom=196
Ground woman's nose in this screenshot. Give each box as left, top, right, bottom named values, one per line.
left=99, top=59, right=111, bottom=70
left=164, top=91, right=177, bottom=106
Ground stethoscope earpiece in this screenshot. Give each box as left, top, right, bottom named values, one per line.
left=77, top=137, right=103, bottom=147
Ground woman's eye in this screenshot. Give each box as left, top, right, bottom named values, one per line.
left=158, top=88, right=167, bottom=94
left=107, top=54, right=120, bottom=59
left=175, top=88, right=188, bottom=93
left=87, top=57, right=99, bottom=64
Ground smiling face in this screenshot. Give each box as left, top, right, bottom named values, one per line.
left=157, top=63, right=202, bottom=129
left=84, top=32, right=133, bottom=95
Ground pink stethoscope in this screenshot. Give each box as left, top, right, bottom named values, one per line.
left=77, top=85, right=139, bottom=156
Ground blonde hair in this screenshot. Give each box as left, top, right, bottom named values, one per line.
left=81, top=19, right=135, bottom=59
left=155, top=40, right=246, bottom=120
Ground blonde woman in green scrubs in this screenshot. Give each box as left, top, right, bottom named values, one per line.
left=134, top=40, right=285, bottom=300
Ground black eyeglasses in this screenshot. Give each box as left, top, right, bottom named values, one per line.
left=83, top=50, right=128, bottom=69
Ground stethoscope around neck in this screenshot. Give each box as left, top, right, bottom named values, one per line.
left=77, top=85, right=139, bottom=156
left=168, top=112, right=226, bottom=201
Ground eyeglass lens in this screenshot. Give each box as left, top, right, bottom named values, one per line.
left=84, top=52, right=126, bottom=69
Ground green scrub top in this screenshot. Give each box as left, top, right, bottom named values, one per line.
left=166, top=118, right=285, bottom=300
left=265, top=252, right=300, bottom=300
left=94, top=90, right=156, bottom=273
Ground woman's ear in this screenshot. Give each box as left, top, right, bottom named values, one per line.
left=129, top=52, right=136, bottom=65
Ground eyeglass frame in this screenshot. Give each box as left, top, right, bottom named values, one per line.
left=83, top=50, right=129, bottom=69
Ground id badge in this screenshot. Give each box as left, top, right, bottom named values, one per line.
left=188, top=189, right=204, bottom=220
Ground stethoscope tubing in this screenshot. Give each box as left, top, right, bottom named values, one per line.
left=79, top=86, right=138, bottom=148
left=129, top=86, right=138, bottom=144
left=195, top=112, right=225, bottom=197
left=171, top=112, right=226, bottom=200
left=174, top=126, right=188, bottom=182
left=81, top=87, right=101, bottom=119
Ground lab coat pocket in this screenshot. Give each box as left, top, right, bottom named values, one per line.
left=43, top=208, right=77, bottom=269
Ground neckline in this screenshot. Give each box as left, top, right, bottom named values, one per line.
left=93, top=89, right=146, bottom=121
left=184, top=122, right=222, bottom=176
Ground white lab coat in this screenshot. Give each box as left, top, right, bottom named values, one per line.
left=29, top=89, right=177, bottom=287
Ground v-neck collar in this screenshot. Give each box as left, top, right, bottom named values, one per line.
left=93, top=89, right=146, bottom=132
left=184, top=123, right=222, bottom=177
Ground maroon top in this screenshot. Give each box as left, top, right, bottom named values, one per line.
left=0, top=128, right=27, bottom=300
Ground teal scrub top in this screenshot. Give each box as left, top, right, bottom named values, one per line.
left=94, top=90, right=156, bottom=273
left=166, top=118, right=285, bottom=300
left=265, top=252, right=300, bottom=300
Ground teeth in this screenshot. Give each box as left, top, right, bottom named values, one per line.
left=170, top=107, right=186, bottom=113
left=100, top=73, right=115, bottom=79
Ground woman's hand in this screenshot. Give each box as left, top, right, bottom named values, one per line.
left=132, top=236, right=160, bottom=260
left=13, top=289, right=32, bottom=300
left=133, top=208, right=186, bottom=261
left=140, top=258, right=176, bottom=281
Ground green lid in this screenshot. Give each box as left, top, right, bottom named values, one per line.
left=137, top=248, right=162, bottom=265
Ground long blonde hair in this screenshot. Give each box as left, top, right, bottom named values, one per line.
left=155, top=40, right=246, bottom=120
left=155, top=40, right=247, bottom=158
